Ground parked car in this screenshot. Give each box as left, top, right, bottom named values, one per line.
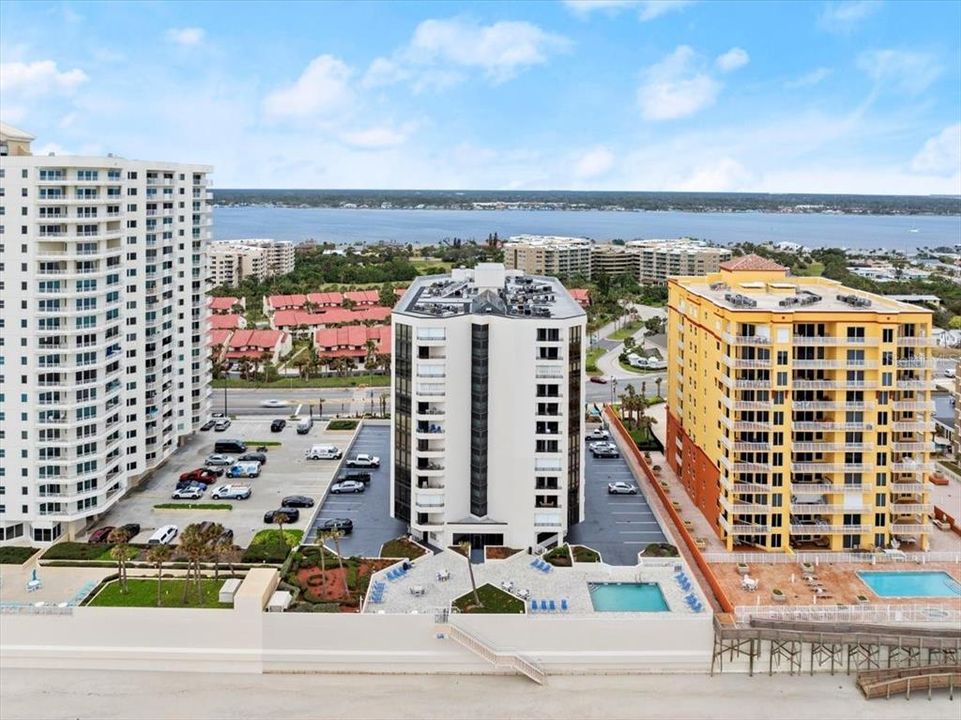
left=238, top=452, right=267, bottom=465
left=281, top=495, right=315, bottom=508
left=179, top=468, right=221, bottom=484
left=587, top=428, right=611, bottom=440
left=148, top=525, right=178, bottom=545
left=330, top=480, right=365, bottom=494
left=264, top=508, right=300, bottom=523
left=205, top=454, right=234, bottom=466
left=296, top=417, right=313, bottom=434
left=172, top=486, right=205, bottom=500
left=88, top=526, right=115, bottom=544
left=176, top=479, right=209, bottom=492
left=226, top=462, right=261, bottom=479
left=119, top=523, right=142, bottom=538
left=590, top=442, right=620, bottom=458
left=210, top=484, right=252, bottom=500
left=270, top=419, right=286, bottom=433
left=214, top=440, right=247, bottom=454
left=589, top=376, right=609, bottom=384
left=341, top=471, right=371, bottom=484
left=260, top=399, right=289, bottom=408
left=607, top=481, right=638, bottom=495
left=200, top=420, right=216, bottom=431
left=345, top=453, right=380, bottom=468
left=211, top=412, right=226, bottom=419
left=213, top=419, right=231, bottom=432
left=319, top=518, right=353, bottom=534
left=305, top=445, right=342, bottom=460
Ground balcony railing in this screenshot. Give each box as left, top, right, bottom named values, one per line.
left=790, top=524, right=867, bottom=534
left=891, top=523, right=932, bottom=534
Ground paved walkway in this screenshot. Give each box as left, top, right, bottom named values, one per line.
left=0, top=562, right=112, bottom=606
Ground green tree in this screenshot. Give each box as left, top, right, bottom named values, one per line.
left=949, top=316, right=961, bottom=330
left=457, top=541, right=481, bottom=607
left=107, top=527, right=135, bottom=593
left=324, top=529, right=350, bottom=597
left=146, top=544, right=173, bottom=606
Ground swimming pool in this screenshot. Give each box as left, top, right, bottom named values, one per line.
left=588, top=582, right=669, bottom=612
left=858, top=571, right=961, bottom=598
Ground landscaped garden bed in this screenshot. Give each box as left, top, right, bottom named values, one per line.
left=380, top=537, right=427, bottom=560
left=286, top=547, right=394, bottom=612
left=0, top=546, right=40, bottom=564
left=153, top=503, right=232, bottom=511
left=241, top=529, right=303, bottom=564
left=453, top=583, right=526, bottom=614
left=86, top=578, right=233, bottom=609
left=543, top=544, right=573, bottom=567
left=571, top=545, right=601, bottom=563
left=327, top=419, right=359, bottom=431
left=641, top=542, right=679, bottom=557
left=42, top=542, right=141, bottom=562
left=484, top=546, right=522, bottom=561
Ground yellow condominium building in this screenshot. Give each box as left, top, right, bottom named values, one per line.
left=666, top=254, right=934, bottom=553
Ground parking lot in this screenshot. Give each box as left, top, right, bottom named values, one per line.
left=568, top=427, right=667, bottom=565
left=306, top=424, right=406, bottom=555
left=86, top=416, right=358, bottom=548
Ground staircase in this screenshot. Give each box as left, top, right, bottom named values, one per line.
left=445, top=622, right=547, bottom=685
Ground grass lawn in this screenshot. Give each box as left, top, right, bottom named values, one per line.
left=327, top=419, right=359, bottom=430
left=586, top=346, right=606, bottom=375
left=608, top=320, right=644, bottom=341
left=571, top=545, right=601, bottom=563
left=153, top=503, right=232, bottom=511
left=453, top=583, right=526, bottom=614
left=380, top=537, right=427, bottom=560
left=0, top=546, right=40, bottom=564
left=87, top=578, right=232, bottom=608
left=617, top=358, right=652, bottom=375
left=242, top=529, right=303, bottom=563
left=796, top=261, right=825, bottom=276
left=244, top=440, right=283, bottom=446
left=214, top=375, right=389, bottom=389
left=411, top=257, right=453, bottom=273
left=42, top=542, right=137, bottom=562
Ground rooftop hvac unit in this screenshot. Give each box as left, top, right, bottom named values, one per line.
left=724, top=293, right=757, bottom=308
left=836, top=293, right=872, bottom=308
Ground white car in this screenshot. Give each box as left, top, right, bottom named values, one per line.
left=608, top=481, right=638, bottom=495
left=171, top=486, right=204, bottom=500
left=148, top=525, right=178, bottom=545
left=345, top=454, right=380, bottom=468
left=210, top=484, right=252, bottom=500
left=260, top=399, right=289, bottom=408
left=213, top=419, right=231, bottom=431
left=587, top=428, right=611, bottom=441
left=205, top=454, right=234, bottom=466
left=330, top=480, right=365, bottom=494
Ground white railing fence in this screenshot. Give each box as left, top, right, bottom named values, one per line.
left=735, top=603, right=961, bottom=627
left=702, top=551, right=961, bottom=565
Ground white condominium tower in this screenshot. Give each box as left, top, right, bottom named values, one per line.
left=391, top=263, right=586, bottom=551
left=0, top=124, right=213, bottom=544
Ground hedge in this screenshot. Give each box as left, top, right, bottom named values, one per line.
left=0, top=546, right=40, bottom=564
left=327, top=419, right=359, bottom=431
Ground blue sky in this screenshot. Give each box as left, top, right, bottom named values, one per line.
left=1, top=0, right=959, bottom=193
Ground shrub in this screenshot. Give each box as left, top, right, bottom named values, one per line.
left=327, top=419, right=359, bottom=430
left=572, top=545, right=601, bottom=563
left=241, top=529, right=303, bottom=564
left=641, top=542, right=679, bottom=557
left=0, top=546, right=40, bottom=564
left=543, top=544, right=572, bottom=567
left=380, top=537, right=427, bottom=560
left=42, top=543, right=128, bottom=561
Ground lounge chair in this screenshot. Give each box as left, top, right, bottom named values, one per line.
left=541, top=561, right=553, bottom=573
left=539, top=600, right=549, bottom=611
left=529, top=600, right=538, bottom=613
left=530, top=559, right=540, bottom=568
left=560, top=598, right=569, bottom=612
left=548, top=599, right=557, bottom=612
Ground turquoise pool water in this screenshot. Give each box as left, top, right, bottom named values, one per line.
left=858, top=571, right=961, bottom=598
left=588, top=582, right=669, bottom=612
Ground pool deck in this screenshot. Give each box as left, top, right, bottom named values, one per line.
left=714, top=560, right=961, bottom=608
left=363, top=548, right=709, bottom=616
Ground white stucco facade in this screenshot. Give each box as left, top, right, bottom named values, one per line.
left=391, top=264, right=586, bottom=551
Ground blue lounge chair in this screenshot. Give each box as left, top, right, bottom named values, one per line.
left=540, top=600, right=548, bottom=611
left=548, top=599, right=557, bottom=612
left=529, top=600, right=538, bottom=613
left=530, top=559, right=540, bottom=568
left=560, top=598, right=569, bottom=612
left=541, top=561, right=552, bottom=573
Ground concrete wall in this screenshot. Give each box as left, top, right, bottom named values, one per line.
left=1, top=607, right=712, bottom=676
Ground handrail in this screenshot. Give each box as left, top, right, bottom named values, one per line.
left=445, top=622, right=546, bottom=685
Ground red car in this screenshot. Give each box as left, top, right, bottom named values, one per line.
left=589, top=376, right=609, bottom=384
left=178, top=468, right=221, bottom=484
left=88, top=526, right=115, bottom=544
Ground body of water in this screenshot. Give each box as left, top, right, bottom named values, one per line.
left=213, top=206, right=961, bottom=251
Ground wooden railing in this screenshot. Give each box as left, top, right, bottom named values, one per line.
left=858, top=664, right=961, bottom=700
left=604, top=406, right=734, bottom=613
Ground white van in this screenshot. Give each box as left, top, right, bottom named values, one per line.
left=148, top=524, right=178, bottom=545
left=305, top=444, right=342, bottom=460
left=296, top=417, right=313, bottom=434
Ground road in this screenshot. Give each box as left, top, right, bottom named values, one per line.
left=214, top=386, right=389, bottom=417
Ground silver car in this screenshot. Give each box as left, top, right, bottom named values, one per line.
left=330, top=480, right=365, bottom=494
left=205, top=454, right=234, bottom=466
left=607, top=481, right=638, bottom=495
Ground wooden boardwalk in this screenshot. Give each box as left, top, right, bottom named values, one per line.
left=857, top=664, right=961, bottom=700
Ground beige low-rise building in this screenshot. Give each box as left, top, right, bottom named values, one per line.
left=503, top=235, right=593, bottom=279
left=625, top=239, right=732, bottom=284
left=208, top=238, right=295, bottom=287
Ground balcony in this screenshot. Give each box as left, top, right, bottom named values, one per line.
left=892, top=401, right=934, bottom=412
left=890, top=482, right=927, bottom=493
left=790, top=524, right=867, bottom=534
left=892, top=422, right=930, bottom=432
left=895, top=337, right=935, bottom=348
left=720, top=517, right=771, bottom=534
left=721, top=334, right=770, bottom=345
left=890, top=503, right=932, bottom=514
left=892, top=523, right=932, bottom=534
left=792, top=336, right=878, bottom=346
left=793, top=422, right=873, bottom=431
left=789, top=503, right=846, bottom=514
left=891, top=462, right=933, bottom=473
left=731, top=483, right=774, bottom=493
left=720, top=498, right=772, bottom=514
left=790, top=463, right=873, bottom=473
left=892, top=442, right=934, bottom=453
left=792, top=443, right=864, bottom=452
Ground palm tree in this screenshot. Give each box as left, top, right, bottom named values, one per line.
left=317, top=531, right=330, bottom=597
left=178, top=524, right=210, bottom=604
left=375, top=352, right=391, bottom=375
left=215, top=534, right=236, bottom=578
left=640, top=380, right=647, bottom=399
left=457, top=541, right=481, bottom=606
left=379, top=392, right=389, bottom=417
left=655, top=376, right=663, bottom=399
left=619, top=383, right=638, bottom=428
left=146, top=544, right=173, bottom=606
left=107, top=527, right=134, bottom=593
left=204, top=523, right=226, bottom=581
left=326, top=528, right=350, bottom=596
left=270, top=513, right=288, bottom=550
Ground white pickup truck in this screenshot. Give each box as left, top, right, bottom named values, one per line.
left=345, top=453, right=380, bottom=468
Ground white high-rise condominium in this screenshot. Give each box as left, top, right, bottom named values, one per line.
left=391, top=263, right=586, bottom=551
left=0, top=124, right=213, bottom=544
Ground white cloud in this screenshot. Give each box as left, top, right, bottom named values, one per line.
left=341, top=124, right=414, bottom=149
left=263, top=55, right=354, bottom=121
left=911, top=124, right=961, bottom=176
left=637, top=46, right=721, bottom=121
left=166, top=27, right=205, bottom=46
left=0, top=60, right=88, bottom=95
left=0, top=106, right=26, bottom=124
left=715, top=47, right=749, bottom=73
left=818, top=1, right=879, bottom=34
left=785, top=67, right=832, bottom=88
left=365, top=17, right=569, bottom=88
left=857, top=49, right=941, bottom=95
left=563, top=1, right=693, bottom=21
left=574, top=146, right=616, bottom=178
left=676, top=157, right=753, bottom=191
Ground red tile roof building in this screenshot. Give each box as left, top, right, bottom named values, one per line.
left=209, top=329, right=234, bottom=349
left=568, top=288, right=591, bottom=307
left=270, top=305, right=392, bottom=335
left=208, top=296, right=245, bottom=314
left=719, top=254, right=786, bottom=272
left=343, top=289, right=381, bottom=305
left=313, top=325, right=392, bottom=364
left=209, top=314, right=246, bottom=330
left=224, top=329, right=291, bottom=364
